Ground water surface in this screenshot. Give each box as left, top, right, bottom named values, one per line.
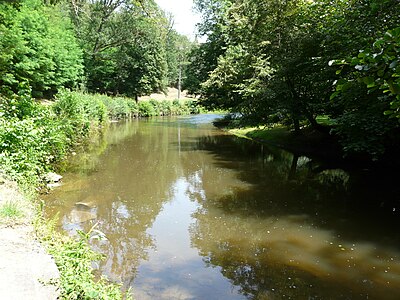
left=44, top=115, right=400, bottom=299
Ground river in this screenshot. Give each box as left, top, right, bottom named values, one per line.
left=43, top=115, right=400, bottom=299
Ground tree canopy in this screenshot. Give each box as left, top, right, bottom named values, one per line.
left=185, top=0, right=400, bottom=158
left=0, top=0, right=194, bottom=100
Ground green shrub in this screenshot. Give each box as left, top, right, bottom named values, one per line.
left=149, top=99, right=161, bottom=116
left=101, top=96, right=139, bottom=119
left=0, top=90, right=110, bottom=186
left=0, top=112, right=68, bottom=185
left=36, top=220, right=131, bottom=300
left=138, top=101, right=156, bottom=117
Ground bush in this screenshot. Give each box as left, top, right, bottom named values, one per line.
left=0, top=105, right=68, bottom=185
left=138, top=101, right=156, bottom=117
left=0, top=90, right=109, bottom=186
left=101, top=96, right=138, bottom=119
left=36, top=219, right=131, bottom=300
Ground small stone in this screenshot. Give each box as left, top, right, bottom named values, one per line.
left=45, top=172, right=63, bottom=183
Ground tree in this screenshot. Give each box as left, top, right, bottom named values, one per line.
left=165, top=29, right=192, bottom=88
left=0, top=0, right=83, bottom=98
left=183, top=0, right=230, bottom=96
left=188, top=0, right=400, bottom=158
left=67, top=0, right=170, bottom=98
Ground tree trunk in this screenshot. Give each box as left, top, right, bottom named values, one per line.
left=292, top=116, right=301, bottom=134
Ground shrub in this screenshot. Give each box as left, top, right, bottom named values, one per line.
left=138, top=101, right=156, bottom=117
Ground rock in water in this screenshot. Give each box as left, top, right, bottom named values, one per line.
left=68, top=209, right=96, bottom=224
left=75, top=201, right=97, bottom=210
left=45, top=172, right=63, bottom=183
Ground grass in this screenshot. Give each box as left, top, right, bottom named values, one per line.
left=0, top=201, right=23, bottom=220
left=229, top=125, right=292, bottom=145
left=228, top=122, right=342, bottom=159
left=316, top=115, right=335, bottom=126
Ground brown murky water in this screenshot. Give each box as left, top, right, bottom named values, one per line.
left=43, top=115, right=400, bottom=299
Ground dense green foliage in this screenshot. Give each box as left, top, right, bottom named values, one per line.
left=67, top=0, right=195, bottom=97
left=0, top=90, right=104, bottom=186
left=187, top=0, right=400, bottom=159
left=0, top=89, right=201, bottom=186
left=0, top=0, right=194, bottom=99
left=0, top=0, right=83, bottom=97
left=0, top=0, right=201, bottom=184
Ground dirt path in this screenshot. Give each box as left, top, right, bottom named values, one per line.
left=0, top=178, right=59, bottom=300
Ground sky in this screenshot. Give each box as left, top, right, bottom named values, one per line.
left=155, top=0, right=201, bottom=40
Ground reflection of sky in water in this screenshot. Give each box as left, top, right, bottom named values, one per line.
left=134, top=178, right=245, bottom=300
left=177, top=114, right=225, bottom=125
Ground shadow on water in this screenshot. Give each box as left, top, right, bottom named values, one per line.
left=176, top=133, right=400, bottom=299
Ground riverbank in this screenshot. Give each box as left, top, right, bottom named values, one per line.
left=0, top=177, right=59, bottom=299
left=225, top=124, right=400, bottom=170
left=0, top=89, right=207, bottom=299
left=224, top=124, right=343, bottom=161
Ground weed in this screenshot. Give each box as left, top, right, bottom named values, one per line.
left=0, top=201, right=23, bottom=220
left=35, top=217, right=132, bottom=299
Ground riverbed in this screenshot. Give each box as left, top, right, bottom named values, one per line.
left=43, top=115, right=400, bottom=299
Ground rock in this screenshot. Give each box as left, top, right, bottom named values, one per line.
left=44, top=172, right=63, bottom=183
left=74, top=201, right=96, bottom=210
left=46, top=182, right=63, bottom=189
left=68, top=209, right=96, bottom=224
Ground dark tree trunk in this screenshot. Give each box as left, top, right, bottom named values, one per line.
left=292, top=116, right=301, bottom=134
left=288, top=154, right=299, bottom=180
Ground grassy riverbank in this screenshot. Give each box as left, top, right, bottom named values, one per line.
left=225, top=124, right=343, bottom=161
left=0, top=90, right=203, bottom=299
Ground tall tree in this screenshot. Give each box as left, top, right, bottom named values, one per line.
left=188, top=0, right=400, bottom=157
left=0, top=0, right=83, bottom=98
left=68, top=0, right=170, bottom=98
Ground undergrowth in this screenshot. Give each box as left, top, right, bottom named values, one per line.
left=35, top=215, right=131, bottom=300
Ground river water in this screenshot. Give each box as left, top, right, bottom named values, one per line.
left=43, top=115, right=400, bottom=299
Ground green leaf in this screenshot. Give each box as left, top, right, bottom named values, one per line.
left=330, top=91, right=340, bottom=100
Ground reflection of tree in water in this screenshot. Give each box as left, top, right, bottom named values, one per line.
left=45, top=119, right=187, bottom=287
left=184, top=134, right=400, bottom=299
left=189, top=134, right=400, bottom=242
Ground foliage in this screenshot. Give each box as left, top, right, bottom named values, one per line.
left=333, top=27, right=400, bottom=120
left=0, top=0, right=83, bottom=97
left=189, top=0, right=400, bottom=159
left=183, top=0, right=230, bottom=95
left=329, top=25, right=400, bottom=157
left=165, top=30, right=192, bottom=87
left=36, top=218, right=130, bottom=300
left=102, top=96, right=139, bottom=119
left=138, top=100, right=156, bottom=117
left=0, top=201, right=23, bottom=220
left=68, top=0, right=175, bottom=98
left=0, top=89, right=108, bottom=186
